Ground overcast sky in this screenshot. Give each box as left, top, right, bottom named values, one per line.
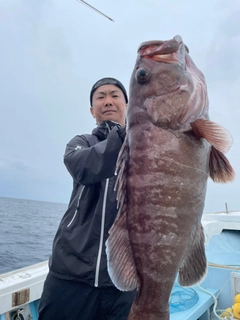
left=0, top=0, right=239, bottom=213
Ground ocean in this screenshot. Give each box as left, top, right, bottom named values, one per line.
left=0, top=197, right=68, bottom=274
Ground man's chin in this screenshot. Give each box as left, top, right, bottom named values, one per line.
left=98, top=115, right=125, bottom=126
left=102, top=116, right=118, bottom=122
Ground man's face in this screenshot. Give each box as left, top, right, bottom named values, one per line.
left=90, top=84, right=127, bottom=126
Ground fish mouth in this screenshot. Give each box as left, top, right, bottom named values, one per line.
left=138, top=36, right=187, bottom=64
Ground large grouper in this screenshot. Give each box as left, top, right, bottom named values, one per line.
left=106, top=35, right=235, bottom=320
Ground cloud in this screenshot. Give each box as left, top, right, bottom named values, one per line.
left=205, top=9, right=240, bottom=83
left=0, top=156, right=71, bottom=203
left=0, top=0, right=239, bottom=209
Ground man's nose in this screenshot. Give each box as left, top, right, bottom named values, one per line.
left=104, top=96, right=113, bottom=106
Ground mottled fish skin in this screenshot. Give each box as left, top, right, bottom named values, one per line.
left=106, top=35, right=235, bottom=320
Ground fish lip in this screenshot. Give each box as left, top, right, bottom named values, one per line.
left=137, top=37, right=185, bottom=63
left=138, top=40, right=165, bottom=52
left=138, top=39, right=180, bottom=56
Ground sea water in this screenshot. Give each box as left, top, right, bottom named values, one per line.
left=0, top=197, right=67, bottom=274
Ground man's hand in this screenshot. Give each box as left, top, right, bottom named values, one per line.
left=103, top=120, right=121, bottom=131
left=117, top=125, right=126, bottom=142
left=101, top=121, right=126, bottom=142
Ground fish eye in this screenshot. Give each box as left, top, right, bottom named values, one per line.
left=135, top=68, right=150, bottom=84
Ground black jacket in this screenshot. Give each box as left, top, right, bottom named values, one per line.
left=49, top=121, right=124, bottom=287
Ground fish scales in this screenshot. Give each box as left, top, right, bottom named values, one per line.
left=106, top=35, right=235, bottom=320
left=125, top=127, right=208, bottom=320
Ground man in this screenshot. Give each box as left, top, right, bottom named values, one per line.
left=38, top=77, right=136, bottom=319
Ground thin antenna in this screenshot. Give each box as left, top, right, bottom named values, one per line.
left=225, top=202, right=229, bottom=213
left=76, top=0, right=114, bottom=22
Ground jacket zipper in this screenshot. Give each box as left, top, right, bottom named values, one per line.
left=67, top=186, right=85, bottom=227
left=94, top=178, right=109, bottom=287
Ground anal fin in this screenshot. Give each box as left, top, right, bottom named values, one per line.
left=178, top=224, right=207, bottom=286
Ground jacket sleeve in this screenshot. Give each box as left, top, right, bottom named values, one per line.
left=63, top=127, right=123, bottom=185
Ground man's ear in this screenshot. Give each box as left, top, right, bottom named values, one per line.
left=90, top=107, right=95, bottom=118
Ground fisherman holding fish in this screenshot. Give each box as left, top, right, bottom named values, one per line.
left=38, top=78, right=136, bottom=319
left=38, top=36, right=235, bottom=320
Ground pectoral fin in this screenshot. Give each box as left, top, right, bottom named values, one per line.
left=178, top=224, right=207, bottom=286
left=191, top=118, right=233, bottom=153
left=191, top=119, right=235, bottom=183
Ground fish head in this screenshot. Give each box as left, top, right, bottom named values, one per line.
left=127, top=35, right=209, bottom=130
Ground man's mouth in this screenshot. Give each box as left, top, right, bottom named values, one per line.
left=103, top=110, right=116, bottom=114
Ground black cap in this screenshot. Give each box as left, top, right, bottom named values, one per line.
left=90, top=77, right=128, bottom=105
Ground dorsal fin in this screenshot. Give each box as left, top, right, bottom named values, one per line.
left=106, top=135, right=139, bottom=291
left=106, top=209, right=139, bottom=291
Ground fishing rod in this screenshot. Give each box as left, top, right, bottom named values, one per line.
left=76, top=0, right=114, bottom=22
